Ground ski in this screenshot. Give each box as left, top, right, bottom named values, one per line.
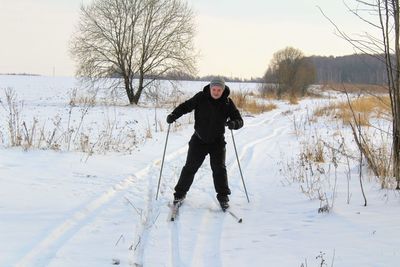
left=170, top=200, right=183, bottom=221
left=221, top=206, right=243, bottom=223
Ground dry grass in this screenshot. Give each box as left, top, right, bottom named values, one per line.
left=259, top=90, right=300, bottom=105
left=314, top=95, right=394, bottom=186
left=145, top=128, right=152, bottom=139
left=0, top=88, right=140, bottom=154
left=360, top=133, right=393, bottom=183
left=301, top=139, right=325, bottom=163
left=313, top=95, right=391, bottom=126
left=321, top=82, right=389, bottom=94
left=69, top=88, right=97, bottom=106
left=259, top=89, right=278, bottom=100
left=230, top=91, right=277, bottom=114
left=288, top=95, right=299, bottom=105
left=280, top=134, right=329, bottom=201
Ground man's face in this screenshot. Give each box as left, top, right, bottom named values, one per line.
left=210, top=85, right=224, bottom=99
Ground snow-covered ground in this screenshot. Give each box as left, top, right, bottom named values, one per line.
left=0, top=75, right=400, bottom=267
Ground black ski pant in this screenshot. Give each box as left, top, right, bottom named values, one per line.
left=174, top=134, right=231, bottom=200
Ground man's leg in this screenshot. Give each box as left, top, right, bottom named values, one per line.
left=174, top=135, right=207, bottom=198
left=209, top=143, right=231, bottom=202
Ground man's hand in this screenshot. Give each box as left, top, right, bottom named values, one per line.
left=226, top=120, right=236, bottom=130
left=167, top=113, right=177, bottom=124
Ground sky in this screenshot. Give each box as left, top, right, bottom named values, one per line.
left=0, top=0, right=374, bottom=79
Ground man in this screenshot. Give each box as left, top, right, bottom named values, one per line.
left=166, top=77, right=243, bottom=210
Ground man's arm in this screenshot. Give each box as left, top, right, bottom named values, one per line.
left=226, top=98, right=243, bottom=130
left=167, top=92, right=202, bottom=123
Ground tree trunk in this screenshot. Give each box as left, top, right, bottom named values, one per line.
left=393, top=0, right=400, bottom=189
left=394, top=121, right=400, bottom=189
left=133, top=72, right=145, bottom=105
left=124, top=75, right=135, bottom=105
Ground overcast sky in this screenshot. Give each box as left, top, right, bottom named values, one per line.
left=0, top=0, right=373, bottom=78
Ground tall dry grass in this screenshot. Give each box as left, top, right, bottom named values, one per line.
left=230, top=91, right=277, bottom=114
left=321, top=82, right=389, bottom=94
left=313, top=95, right=391, bottom=126
left=314, top=95, right=394, bottom=188
left=0, top=88, right=140, bottom=154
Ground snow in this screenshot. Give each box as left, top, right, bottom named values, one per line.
left=0, top=75, right=400, bottom=267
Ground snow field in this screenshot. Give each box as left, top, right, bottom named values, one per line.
left=0, top=75, right=399, bottom=267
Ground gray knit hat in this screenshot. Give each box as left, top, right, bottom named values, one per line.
left=210, top=77, right=225, bottom=90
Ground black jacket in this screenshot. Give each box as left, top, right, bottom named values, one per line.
left=171, top=84, right=243, bottom=143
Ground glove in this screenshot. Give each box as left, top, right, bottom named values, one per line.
left=226, top=120, right=236, bottom=130
left=166, top=113, right=177, bottom=124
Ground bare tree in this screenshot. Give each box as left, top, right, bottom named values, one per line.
left=70, top=0, right=196, bottom=105
left=319, top=0, right=400, bottom=188
left=264, top=46, right=316, bottom=98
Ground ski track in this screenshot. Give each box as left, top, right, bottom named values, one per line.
left=131, top=140, right=196, bottom=266
left=226, top=112, right=290, bottom=197
left=190, top=205, right=224, bottom=267
left=13, top=138, right=191, bottom=267
left=171, top=220, right=183, bottom=267
left=14, top=175, right=137, bottom=267
left=134, top=107, right=295, bottom=267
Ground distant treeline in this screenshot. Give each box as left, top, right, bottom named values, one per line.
left=3, top=54, right=391, bottom=85
left=143, top=72, right=264, bottom=83
left=308, top=54, right=388, bottom=85
left=0, top=73, right=41, bottom=76
left=168, top=54, right=391, bottom=85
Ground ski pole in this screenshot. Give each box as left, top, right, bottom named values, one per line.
left=156, top=123, right=171, bottom=200
left=227, top=209, right=243, bottom=223
left=230, top=129, right=250, bottom=203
